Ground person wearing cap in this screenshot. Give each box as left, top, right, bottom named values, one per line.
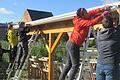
left=96, top=13, right=120, bottom=80
left=0, top=42, right=10, bottom=61
left=59, top=6, right=110, bottom=80
left=7, top=24, right=18, bottom=66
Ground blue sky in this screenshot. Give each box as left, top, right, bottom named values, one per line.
left=0, top=0, right=105, bottom=23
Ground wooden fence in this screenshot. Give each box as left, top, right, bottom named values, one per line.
left=28, top=57, right=61, bottom=80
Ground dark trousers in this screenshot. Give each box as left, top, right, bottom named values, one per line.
left=59, top=40, right=80, bottom=80
left=18, top=41, right=28, bottom=69
left=9, top=46, right=17, bottom=63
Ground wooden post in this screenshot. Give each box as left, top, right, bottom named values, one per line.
left=48, top=33, right=54, bottom=80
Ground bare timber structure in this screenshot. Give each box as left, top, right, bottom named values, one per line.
left=0, top=1, right=120, bottom=80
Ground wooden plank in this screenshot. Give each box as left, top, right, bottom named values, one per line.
left=27, top=20, right=73, bottom=35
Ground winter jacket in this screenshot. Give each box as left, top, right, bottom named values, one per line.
left=70, top=8, right=104, bottom=46
left=18, top=27, right=29, bottom=42
left=7, top=29, right=18, bottom=48
left=97, top=26, right=120, bottom=64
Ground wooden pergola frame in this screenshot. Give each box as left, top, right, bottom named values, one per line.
left=27, top=19, right=74, bottom=80
left=12, top=2, right=120, bottom=80
left=27, top=13, right=119, bottom=80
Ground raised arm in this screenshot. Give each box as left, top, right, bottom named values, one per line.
left=88, top=8, right=103, bottom=16
left=88, top=5, right=110, bottom=16
left=73, top=15, right=103, bottom=28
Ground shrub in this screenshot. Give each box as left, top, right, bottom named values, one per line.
left=30, top=36, right=68, bottom=62
left=54, top=41, right=67, bottom=62
left=31, top=39, right=48, bottom=58
left=0, top=40, right=9, bottom=62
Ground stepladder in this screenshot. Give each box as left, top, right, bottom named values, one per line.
left=12, top=30, right=40, bottom=80
left=60, top=28, right=97, bottom=80
left=76, top=28, right=97, bottom=80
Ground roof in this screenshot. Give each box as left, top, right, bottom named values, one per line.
left=26, top=1, right=120, bottom=26
left=26, top=9, right=53, bottom=21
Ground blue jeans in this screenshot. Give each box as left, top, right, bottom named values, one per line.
left=96, top=63, right=120, bottom=80
left=59, top=40, right=80, bottom=80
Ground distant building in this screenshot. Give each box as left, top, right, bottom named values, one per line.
left=0, top=9, right=53, bottom=39
left=21, top=9, right=53, bottom=22
left=21, top=9, right=53, bottom=39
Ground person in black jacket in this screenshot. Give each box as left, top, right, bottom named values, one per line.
left=17, top=22, right=29, bottom=69
left=96, top=13, right=120, bottom=80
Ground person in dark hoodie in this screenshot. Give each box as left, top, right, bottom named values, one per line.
left=96, top=13, right=120, bottom=80
left=59, top=6, right=110, bottom=80
left=17, top=22, right=29, bottom=69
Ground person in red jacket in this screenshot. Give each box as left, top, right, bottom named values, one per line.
left=59, top=7, right=110, bottom=80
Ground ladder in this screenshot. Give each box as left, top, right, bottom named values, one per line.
left=6, top=51, right=18, bottom=80
left=76, top=28, right=95, bottom=80
left=12, top=30, right=39, bottom=80
left=59, top=28, right=96, bottom=80
left=6, top=38, right=21, bottom=80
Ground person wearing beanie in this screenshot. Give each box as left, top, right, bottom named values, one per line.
left=59, top=6, right=110, bottom=80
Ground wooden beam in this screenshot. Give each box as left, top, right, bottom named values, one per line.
left=51, top=32, right=63, bottom=54
left=27, top=27, right=73, bottom=35
left=27, top=20, right=73, bottom=35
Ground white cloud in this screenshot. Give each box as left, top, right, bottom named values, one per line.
left=0, top=8, right=15, bottom=14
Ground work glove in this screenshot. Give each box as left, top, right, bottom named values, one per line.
left=102, top=11, right=110, bottom=16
